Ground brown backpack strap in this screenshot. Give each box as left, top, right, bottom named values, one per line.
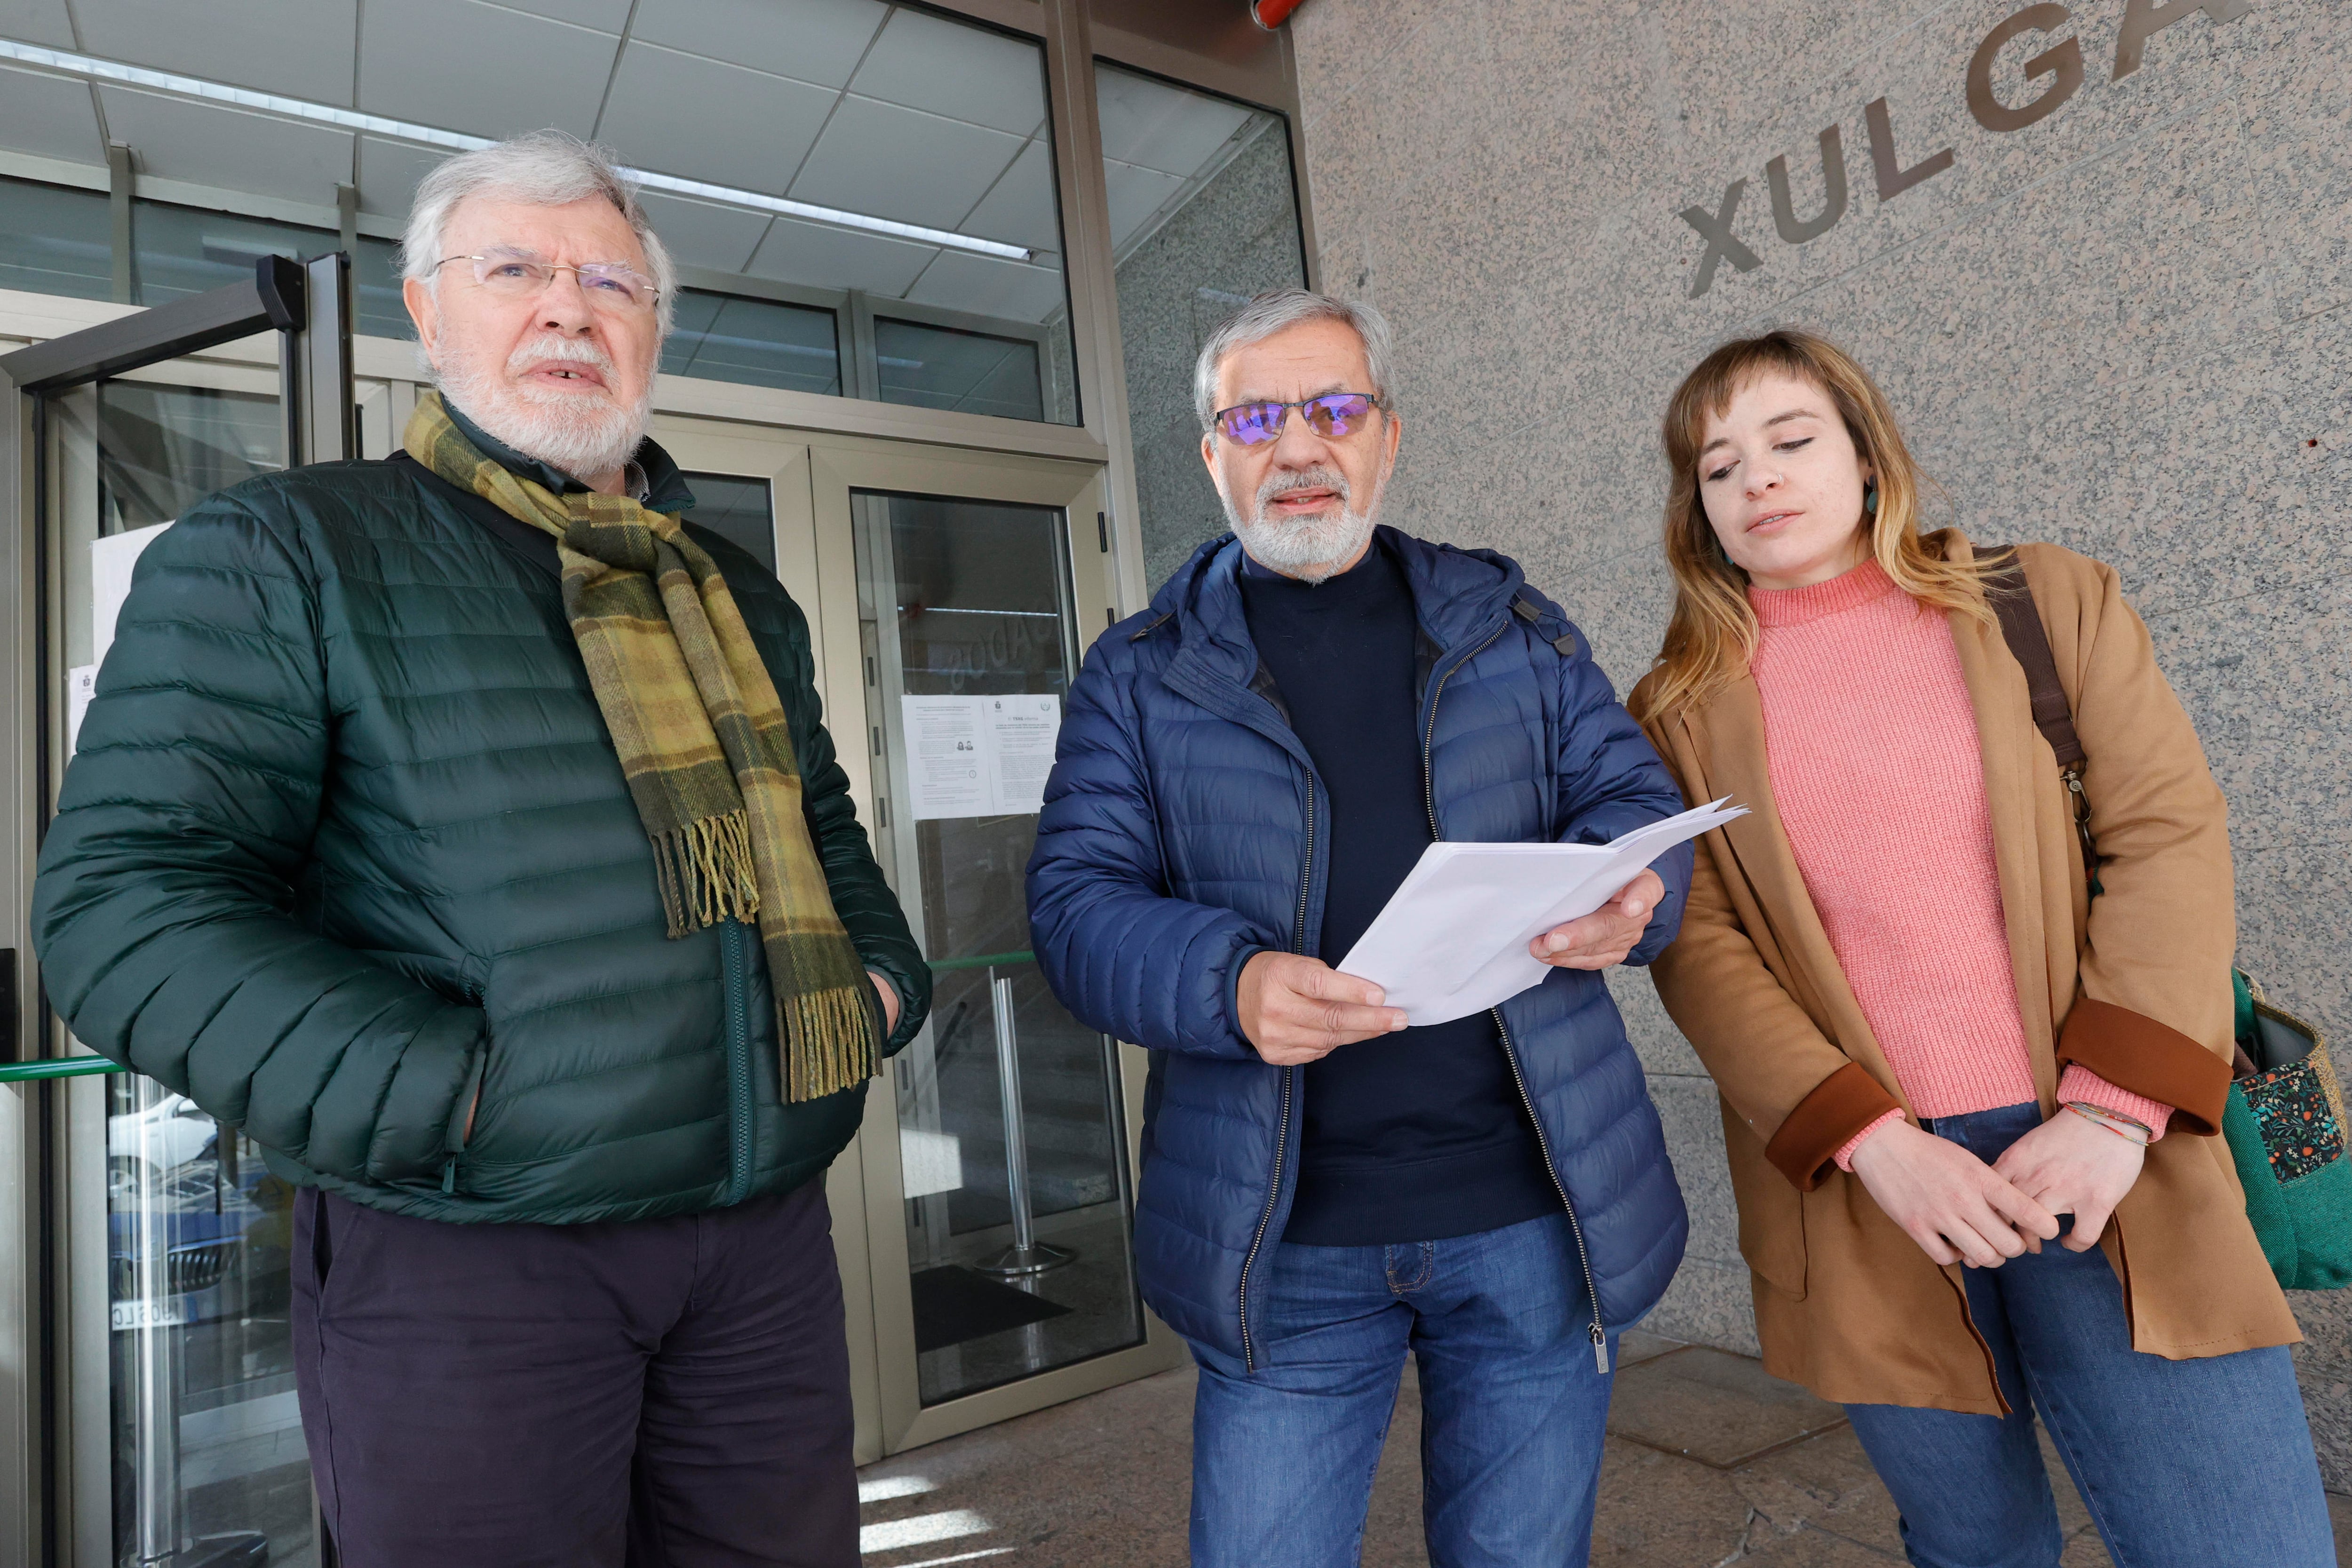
left=1979, top=545, right=2100, bottom=893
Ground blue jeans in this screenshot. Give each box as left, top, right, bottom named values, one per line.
left=1844, top=1101, right=2333, bottom=1568
left=1186, top=1211, right=1613, bottom=1568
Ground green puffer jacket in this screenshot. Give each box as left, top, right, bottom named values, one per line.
left=31, top=426, right=930, bottom=1225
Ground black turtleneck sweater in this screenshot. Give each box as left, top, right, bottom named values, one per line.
left=1238, top=538, right=1560, bottom=1246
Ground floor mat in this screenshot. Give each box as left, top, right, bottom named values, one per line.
left=910, top=1265, right=1074, bottom=1353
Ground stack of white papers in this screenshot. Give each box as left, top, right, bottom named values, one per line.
left=1335, top=799, right=1748, bottom=1026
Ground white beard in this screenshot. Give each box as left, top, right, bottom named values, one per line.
left=434, top=331, right=651, bottom=483
left=1221, top=462, right=1381, bottom=583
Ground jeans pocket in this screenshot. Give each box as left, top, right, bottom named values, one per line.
left=309, top=1188, right=335, bottom=1299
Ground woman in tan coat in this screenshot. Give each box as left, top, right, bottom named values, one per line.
left=1629, top=329, right=2330, bottom=1567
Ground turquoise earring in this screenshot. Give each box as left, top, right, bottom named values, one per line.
left=1863, top=479, right=1879, bottom=516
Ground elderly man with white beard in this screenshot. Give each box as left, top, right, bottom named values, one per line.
left=31, top=131, right=928, bottom=1568
left=1024, top=289, right=1694, bottom=1566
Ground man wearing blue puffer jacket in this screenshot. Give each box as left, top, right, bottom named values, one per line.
left=1026, top=289, right=1692, bottom=1567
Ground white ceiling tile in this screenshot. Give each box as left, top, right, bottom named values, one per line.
left=73, top=0, right=359, bottom=103
left=958, top=138, right=1058, bottom=254
left=595, top=43, right=834, bottom=194
left=1094, top=65, right=1255, bottom=179
left=847, top=7, right=1046, bottom=136
left=744, top=213, right=931, bottom=296
left=0, top=0, right=78, bottom=47
left=628, top=0, right=886, bottom=90
left=902, top=250, right=1066, bottom=325
left=98, top=86, right=354, bottom=204
left=788, top=96, right=1022, bottom=231
left=1102, top=158, right=1185, bottom=249
left=359, top=0, right=618, bottom=140
left=356, top=134, right=449, bottom=218
left=484, top=0, right=630, bottom=30
left=635, top=190, right=768, bottom=272
left=0, top=64, right=104, bottom=163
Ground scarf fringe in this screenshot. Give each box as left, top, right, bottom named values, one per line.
left=650, top=813, right=762, bottom=937
left=783, top=984, right=879, bottom=1104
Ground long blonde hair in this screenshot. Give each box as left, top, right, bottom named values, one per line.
left=1630, top=329, right=1994, bottom=724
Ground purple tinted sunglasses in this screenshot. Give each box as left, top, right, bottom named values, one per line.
left=1211, top=392, right=1385, bottom=445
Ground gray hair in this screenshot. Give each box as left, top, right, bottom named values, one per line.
left=401, top=129, right=677, bottom=338
left=1193, top=288, right=1395, bottom=431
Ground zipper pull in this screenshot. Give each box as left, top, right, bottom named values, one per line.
left=441, top=1155, right=459, bottom=1195
left=1590, top=1322, right=1610, bottom=1374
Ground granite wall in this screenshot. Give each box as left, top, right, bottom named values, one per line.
left=1289, top=0, right=2352, bottom=1487
left=1112, top=120, right=1310, bottom=590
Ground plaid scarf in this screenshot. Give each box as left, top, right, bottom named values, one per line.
left=406, top=391, right=876, bottom=1103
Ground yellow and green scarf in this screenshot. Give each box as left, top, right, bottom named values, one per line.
left=406, top=390, right=876, bottom=1102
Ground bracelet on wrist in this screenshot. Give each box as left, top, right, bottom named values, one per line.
left=2063, top=1101, right=2150, bottom=1146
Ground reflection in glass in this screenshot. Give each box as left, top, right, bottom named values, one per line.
left=0, top=175, right=112, bottom=301
left=1095, top=64, right=1308, bottom=588
left=110, top=1079, right=312, bottom=1567
left=95, top=382, right=285, bottom=533
left=690, top=4, right=1080, bottom=425
left=874, top=318, right=1046, bottom=422
left=678, top=471, right=777, bottom=575
left=663, top=292, right=841, bottom=396
left=51, top=369, right=318, bottom=1567
left=858, top=493, right=1143, bottom=1405
left=122, top=203, right=402, bottom=339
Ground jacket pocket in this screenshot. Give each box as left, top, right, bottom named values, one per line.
left=1723, top=1106, right=1807, bottom=1299
left=440, top=978, right=490, bottom=1194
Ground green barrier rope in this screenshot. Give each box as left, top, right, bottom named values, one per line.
left=0, top=1056, right=125, bottom=1083
left=0, top=949, right=1041, bottom=1082
left=926, top=950, right=1034, bottom=973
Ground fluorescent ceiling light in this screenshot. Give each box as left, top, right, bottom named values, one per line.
left=0, top=38, right=1035, bottom=263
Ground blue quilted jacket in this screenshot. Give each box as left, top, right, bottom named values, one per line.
left=1026, top=528, right=1691, bottom=1369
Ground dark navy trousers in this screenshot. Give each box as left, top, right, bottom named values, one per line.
left=291, top=1179, right=859, bottom=1568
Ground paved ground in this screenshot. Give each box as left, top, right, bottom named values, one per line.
left=855, top=1331, right=2352, bottom=1566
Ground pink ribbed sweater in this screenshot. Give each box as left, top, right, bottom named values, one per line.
left=1746, top=561, right=2169, bottom=1163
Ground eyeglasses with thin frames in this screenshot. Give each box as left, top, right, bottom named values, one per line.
left=1210, top=392, right=1386, bottom=446
left=436, top=249, right=661, bottom=314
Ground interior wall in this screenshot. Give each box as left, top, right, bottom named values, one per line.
left=1289, top=0, right=2351, bottom=1487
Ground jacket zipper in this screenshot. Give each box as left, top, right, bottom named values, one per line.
left=1236, top=764, right=1311, bottom=1373
left=1494, top=1011, right=1610, bottom=1373
left=719, top=920, right=756, bottom=1206
left=1423, top=624, right=1611, bottom=1375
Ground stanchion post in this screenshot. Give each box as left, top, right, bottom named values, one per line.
left=977, top=968, right=1073, bottom=1277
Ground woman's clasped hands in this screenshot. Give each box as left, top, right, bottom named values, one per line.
left=1849, top=1121, right=2056, bottom=1267
left=1849, top=1110, right=2146, bottom=1267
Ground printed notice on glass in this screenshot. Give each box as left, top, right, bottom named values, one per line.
left=71, top=519, right=173, bottom=757
left=899, top=694, right=1063, bottom=820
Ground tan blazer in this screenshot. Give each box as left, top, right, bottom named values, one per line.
left=1633, top=533, right=2297, bottom=1414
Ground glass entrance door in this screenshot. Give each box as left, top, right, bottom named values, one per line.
left=61, top=364, right=314, bottom=1568
left=803, top=436, right=1184, bottom=1458
left=859, top=490, right=1144, bottom=1411
left=3, top=255, right=354, bottom=1568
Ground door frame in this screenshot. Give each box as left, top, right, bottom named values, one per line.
left=617, top=417, right=1186, bottom=1463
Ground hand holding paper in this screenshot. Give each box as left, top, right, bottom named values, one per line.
left=1529, top=868, right=1666, bottom=971
left=1335, top=799, right=1748, bottom=1026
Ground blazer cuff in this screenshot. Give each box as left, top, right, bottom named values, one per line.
left=2057, top=998, right=2230, bottom=1136
left=1766, top=1061, right=1904, bottom=1192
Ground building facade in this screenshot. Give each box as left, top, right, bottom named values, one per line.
left=0, top=0, right=2344, bottom=1559
left=1288, top=0, right=2351, bottom=1489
